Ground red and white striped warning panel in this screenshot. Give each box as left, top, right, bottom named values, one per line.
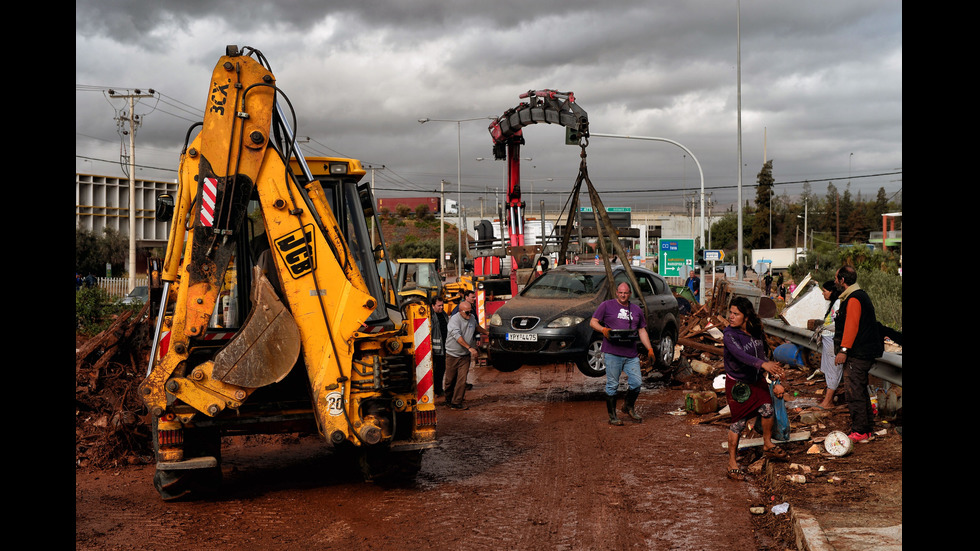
left=413, top=317, right=434, bottom=403
left=200, top=177, right=218, bottom=227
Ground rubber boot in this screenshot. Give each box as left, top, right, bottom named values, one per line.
left=606, top=395, right=624, bottom=426
left=622, top=388, right=642, bottom=423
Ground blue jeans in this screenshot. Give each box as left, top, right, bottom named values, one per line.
left=605, top=354, right=641, bottom=396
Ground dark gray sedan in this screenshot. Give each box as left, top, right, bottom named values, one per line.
left=487, top=264, right=679, bottom=377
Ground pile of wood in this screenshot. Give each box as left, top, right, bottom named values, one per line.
left=674, top=281, right=732, bottom=375
left=673, top=278, right=784, bottom=378
left=75, top=302, right=154, bottom=468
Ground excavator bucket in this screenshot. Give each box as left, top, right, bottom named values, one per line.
left=211, top=269, right=301, bottom=387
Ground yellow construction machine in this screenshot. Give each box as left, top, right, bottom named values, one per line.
left=140, top=45, right=436, bottom=500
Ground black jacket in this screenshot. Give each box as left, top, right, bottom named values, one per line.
left=432, top=311, right=449, bottom=356
left=834, top=288, right=884, bottom=360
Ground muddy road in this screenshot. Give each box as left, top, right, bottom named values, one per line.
left=76, top=363, right=785, bottom=550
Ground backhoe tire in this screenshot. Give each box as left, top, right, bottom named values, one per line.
left=153, top=465, right=222, bottom=502
left=151, top=419, right=223, bottom=501
left=358, top=448, right=423, bottom=485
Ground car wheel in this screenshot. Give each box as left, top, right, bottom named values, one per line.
left=655, top=329, right=676, bottom=369
left=575, top=339, right=606, bottom=378
left=488, top=351, right=522, bottom=372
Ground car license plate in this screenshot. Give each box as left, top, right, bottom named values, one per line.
left=506, top=332, right=538, bottom=342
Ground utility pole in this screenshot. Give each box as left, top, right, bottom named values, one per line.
left=705, top=193, right=715, bottom=249
left=366, top=165, right=385, bottom=249
left=440, top=180, right=448, bottom=273
left=109, top=88, right=155, bottom=291
left=686, top=194, right=697, bottom=239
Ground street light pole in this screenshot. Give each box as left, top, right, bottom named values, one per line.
left=590, top=132, right=707, bottom=304
left=737, top=0, right=744, bottom=281
left=419, top=116, right=494, bottom=277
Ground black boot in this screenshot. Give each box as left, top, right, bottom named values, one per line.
left=622, top=388, right=642, bottom=422
left=606, top=395, right=624, bottom=426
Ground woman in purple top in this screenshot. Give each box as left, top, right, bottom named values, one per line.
left=722, top=297, right=788, bottom=480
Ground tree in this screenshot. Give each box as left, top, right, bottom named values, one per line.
left=838, top=184, right=855, bottom=242
left=76, top=227, right=129, bottom=277
left=750, top=160, right=774, bottom=249
left=868, top=187, right=890, bottom=232
left=710, top=212, right=752, bottom=255
left=821, top=183, right=839, bottom=242
left=844, top=199, right=870, bottom=243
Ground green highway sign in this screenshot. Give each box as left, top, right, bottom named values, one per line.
left=658, top=238, right=694, bottom=277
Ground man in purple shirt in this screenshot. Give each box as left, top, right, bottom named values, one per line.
left=590, top=282, right=656, bottom=425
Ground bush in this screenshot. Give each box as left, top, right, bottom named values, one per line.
left=789, top=245, right=901, bottom=332
left=415, top=204, right=433, bottom=221
left=857, top=269, right=902, bottom=332
left=76, top=287, right=126, bottom=336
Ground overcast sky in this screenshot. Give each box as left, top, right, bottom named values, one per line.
left=76, top=1, right=902, bottom=216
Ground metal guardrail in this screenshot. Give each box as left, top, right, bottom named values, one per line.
left=763, top=319, right=902, bottom=387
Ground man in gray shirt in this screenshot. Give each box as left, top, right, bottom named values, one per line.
left=443, top=300, right=488, bottom=409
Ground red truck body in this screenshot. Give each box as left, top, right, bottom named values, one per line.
left=377, top=196, right=441, bottom=215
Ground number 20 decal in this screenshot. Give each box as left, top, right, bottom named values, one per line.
left=326, top=391, right=344, bottom=417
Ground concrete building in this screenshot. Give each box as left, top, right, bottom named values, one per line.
left=76, top=172, right=177, bottom=274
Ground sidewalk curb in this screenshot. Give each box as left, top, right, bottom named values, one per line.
left=792, top=508, right=834, bottom=551
left=792, top=507, right=902, bottom=551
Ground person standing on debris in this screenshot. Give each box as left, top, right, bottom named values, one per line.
left=444, top=300, right=487, bottom=410
left=430, top=297, right=449, bottom=397
left=816, top=280, right=843, bottom=409
left=590, top=282, right=656, bottom=426
left=763, top=271, right=773, bottom=296
left=723, top=296, right=789, bottom=481
left=685, top=270, right=701, bottom=303
left=833, top=266, right=884, bottom=443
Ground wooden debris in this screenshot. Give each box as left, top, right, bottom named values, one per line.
left=75, top=302, right=154, bottom=469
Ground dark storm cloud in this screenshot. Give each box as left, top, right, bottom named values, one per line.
left=76, top=1, right=901, bottom=210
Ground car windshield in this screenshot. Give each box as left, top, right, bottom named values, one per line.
left=522, top=271, right=607, bottom=299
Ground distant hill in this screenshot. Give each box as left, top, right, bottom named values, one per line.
left=376, top=214, right=464, bottom=262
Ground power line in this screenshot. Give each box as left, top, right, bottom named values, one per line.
left=76, top=155, right=178, bottom=175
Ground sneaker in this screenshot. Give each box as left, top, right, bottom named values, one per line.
left=848, top=432, right=872, bottom=442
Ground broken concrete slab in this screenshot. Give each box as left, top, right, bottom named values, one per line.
left=722, top=431, right=812, bottom=450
